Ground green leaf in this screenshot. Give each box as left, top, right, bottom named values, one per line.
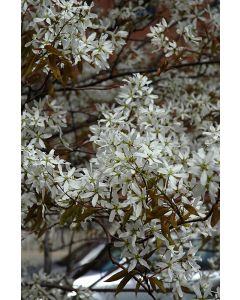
left=156, top=238, right=163, bottom=249
left=105, top=269, right=128, bottom=282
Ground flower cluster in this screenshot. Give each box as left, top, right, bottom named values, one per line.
left=21, top=270, right=93, bottom=300
left=147, top=17, right=202, bottom=57
left=22, top=0, right=127, bottom=70
left=22, top=72, right=219, bottom=298
left=22, top=98, right=67, bottom=149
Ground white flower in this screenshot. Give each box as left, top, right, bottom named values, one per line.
left=127, top=247, right=150, bottom=272
left=55, top=166, right=76, bottom=192
left=24, top=0, right=118, bottom=71
left=158, top=162, right=188, bottom=189
left=147, top=18, right=168, bottom=38
left=104, top=191, right=129, bottom=222
left=203, top=125, right=220, bottom=145
left=165, top=41, right=183, bottom=57
left=109, top=30, right=128, bottom=49
left=92, top=34, right=114, bottom=69
left=130, top=185, right=149, bottom=219
left=135, top=140, right=161, bottom=165
left=157, top=250, right=185, bottom=280
left=28, top=128, right=52, bottom=149
left=182, top=25, right=202, bottom=45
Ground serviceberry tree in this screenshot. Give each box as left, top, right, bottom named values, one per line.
left=21, top=0, right=220, bottom=299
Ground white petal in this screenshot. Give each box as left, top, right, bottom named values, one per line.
left=139, top=258, right=150, bottom=269
left=128, top=259, right=137, bottom=272
left=109, top=210, right=116, bottom=222
left=92, top=194, right=98, bottom=206
left=135, top=202, right=142, bottom=218
left=162, top=18, right=167, bottom=27
left=200, top=171, right=207, bottom=186
left=81, top=192, right=94, bottom=198
left=131, top=183, right=141, bottom=196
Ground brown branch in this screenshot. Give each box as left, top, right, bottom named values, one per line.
left=55, top=60, right=219, bottom=92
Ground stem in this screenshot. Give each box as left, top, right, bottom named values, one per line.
left=43, top=230, right=52, bottom=274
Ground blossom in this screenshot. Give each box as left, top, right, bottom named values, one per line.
left=127, top=247, right=150, bottom=272
left=165, top=41, right=183, bottom=57
left=203, top=125, right=220, bottom=145
left=135, top=140, right=162, bottom=165
left=55, top=166, right=76, bottom=193
left=23, top=0, right=125, bottom=71
left=190, top=275, right=214, bottom=300
left=129, top=184, right=149, bottom=219
left=104, top=191, right=129, bottom=222
left=157, top=250, right=185, bottom=280
left=182, top=24, right=202, bottom=45
left=189, top=149, right=218, bottom=188
left=148, top=18, right=168, bottom=38
left=158, top=162, right=188, bottom=189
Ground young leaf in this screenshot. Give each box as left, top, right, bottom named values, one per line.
left=211, top=203, right=220, bottom=227
left=152, top=277, right=166, bottom=293
left=115, top=273, right=133, bottom=295
left=183, top=203, right=199, bottom=216
left=105, top=269, right=128, bottom=282
left=76, top=207, right=97, bottom=223
left=37, top=223, right=48, bottom=238
left=45, top=45, right=64, bottom=57
left=149, top=277, right=156, bottom=291
left=60, top=205, right=76, bottom=225
left=122, top=207, right=132, bottom=225
left=24, top=204, right=38, bottom=224
left=32, top=206, right=43, bottom=231
left=31, top=58, right=48, bottom=75
left=48, top=55, right=63, bottom=84
left=22, top=53, right=38, bottom=78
